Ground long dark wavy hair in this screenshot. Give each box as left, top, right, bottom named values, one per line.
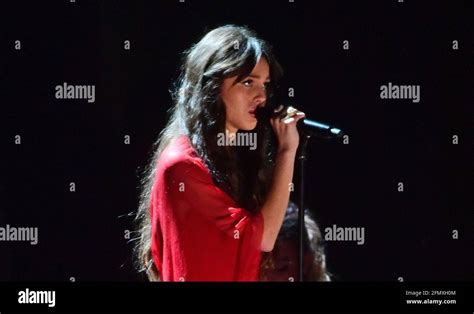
left=134, top=25, right=284, bottom=280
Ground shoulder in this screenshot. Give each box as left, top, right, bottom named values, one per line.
left=158, top=136, right=208, bottom=177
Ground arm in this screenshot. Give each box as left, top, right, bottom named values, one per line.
left=259, top=149, right=296, bottom=252
left=259, top=107, right=305, bottom=252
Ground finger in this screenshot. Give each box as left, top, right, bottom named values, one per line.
left=293, top=112, right=306, bottom=122
left=274, top=105, right=284, bottom=114
left=283, top=117, right=295, bottom=124
left=279, top=112, right=288, bottom=120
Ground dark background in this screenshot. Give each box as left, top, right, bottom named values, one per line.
left=1, top=0, right=472, bottom=281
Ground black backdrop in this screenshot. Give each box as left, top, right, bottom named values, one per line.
left=1, top=0, right=472, bottom=282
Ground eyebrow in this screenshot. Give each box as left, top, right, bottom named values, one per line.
left=248, top=74, right=271, bottom=80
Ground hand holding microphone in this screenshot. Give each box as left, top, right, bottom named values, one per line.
left=276, top=105, right=306, bottom=124
left=270, top=105, right=306, bottom=153
left=262, top=105, right=343, bottom=140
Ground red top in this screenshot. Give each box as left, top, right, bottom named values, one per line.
left=150, top=135, right=264, bottom=281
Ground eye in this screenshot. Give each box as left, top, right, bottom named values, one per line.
left=241, top=79, right=271, bottom=89
left=242, top=79, right=253, bottom=87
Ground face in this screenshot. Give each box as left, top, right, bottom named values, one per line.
left=264, top=239, right=316, bottom=282
left=220, top=57, right=270, bottom=133
left=265, top=239, right=299, bottom=281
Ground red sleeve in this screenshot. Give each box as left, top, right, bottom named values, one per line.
left=164, top=157, right=264, bottom=251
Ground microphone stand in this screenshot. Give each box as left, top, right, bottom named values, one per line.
left=298, top=133, right=311, bottom=282
left=296, top=118, right=343, bottom=282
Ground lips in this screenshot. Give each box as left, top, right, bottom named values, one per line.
left=249, top=109, right=257, bottom=119
left=249, top=105, right=258, bottom=115
left=249, top=107, right=257, bottom=117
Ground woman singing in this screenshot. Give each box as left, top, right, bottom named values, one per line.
left=134, top=25, right=305, bottom=281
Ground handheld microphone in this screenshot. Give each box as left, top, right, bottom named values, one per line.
left=298, top=118, right=344, bottom=139
left=256, top=105, right=344, bottom=139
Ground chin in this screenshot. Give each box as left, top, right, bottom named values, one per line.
left=240, top=121, right=258, bottom=131
left=240, top=125, right=257, bottom=131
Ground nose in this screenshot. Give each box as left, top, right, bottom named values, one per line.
left=254, top=86, right=267, bottom=106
